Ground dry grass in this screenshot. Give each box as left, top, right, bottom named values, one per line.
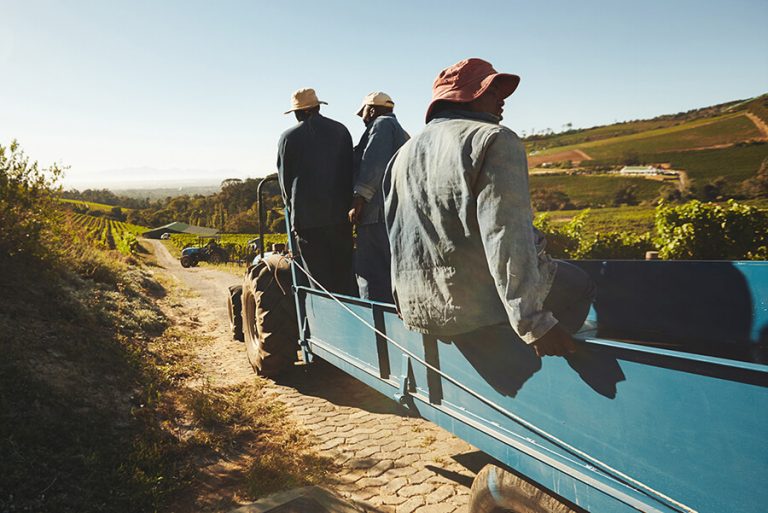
left=0, top=235, right=332, bottom=513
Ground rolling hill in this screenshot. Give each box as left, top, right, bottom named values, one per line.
left=526, top=94, right=768, bottom=207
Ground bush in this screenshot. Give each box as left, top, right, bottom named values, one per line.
left=700, top=177, right=727, bottom=202
left=740, top=157, right=768, bottom=198
left=534, top=210, right=587, bottom=258
left=655, top=200, right=768, bottom=259
left=536, top=210, right=654, bottom=259
left=613, top=184, right=639, bottom=206
left=571, top=232, right=654, bottom=259
left=658, top=184, right=685, bottom=203
left=0, top=141, right=63, bottom=261
left=531, top=188, right=574, bottom=211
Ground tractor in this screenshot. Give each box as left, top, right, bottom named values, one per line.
left=179, top=238, right=228, bottom=268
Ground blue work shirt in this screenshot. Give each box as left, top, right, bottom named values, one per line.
left=353, top=113, right=409, bottom=225
left=277, top=113, right=353, bottom=230
left=383, top=110, right=557, bottom=344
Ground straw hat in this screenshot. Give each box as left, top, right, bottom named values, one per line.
left=356, top=91, right=395, bottom=116
left=284, top=88, right=327, bottom=114
left=425, top=58, right=520, bottom=122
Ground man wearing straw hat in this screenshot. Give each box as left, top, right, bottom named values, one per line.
left=348, top=92, right=409, bottom=303
left=384, top=58, right=595, bottom=357
left=278, top=88, right=353, bottom=294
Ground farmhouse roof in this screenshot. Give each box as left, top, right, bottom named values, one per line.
left=621, top=166, right=658, bottom=172
left=143, top=222, right=219, bottom=239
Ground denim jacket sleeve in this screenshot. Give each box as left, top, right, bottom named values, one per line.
left=354, top=117, right=395, bottom=201
left=474, top=129, right=558, bottom=343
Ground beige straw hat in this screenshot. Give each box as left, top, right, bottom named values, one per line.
left=356, top=91, right=395, bottom=116
left=284, top=88, right=328, bottom=114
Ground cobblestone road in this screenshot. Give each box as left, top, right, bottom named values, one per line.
left=264, top=361, right=497, bottom=513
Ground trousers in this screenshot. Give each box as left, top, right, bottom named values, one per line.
left=543, top=260, right=597, bottom=334
left=354, top=222, right=394, bottom=303
left=294, top=224, right=353, bottom=295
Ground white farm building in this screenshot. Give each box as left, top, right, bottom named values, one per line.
left=619, top=166, right=679, bottom=176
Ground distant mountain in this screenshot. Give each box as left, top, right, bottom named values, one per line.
left=113, top=185, right=224, bottom=200
left=61, top=166, right=257, bottom=193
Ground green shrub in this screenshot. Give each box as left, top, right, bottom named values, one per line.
left=655, top=200, right=768, bottom=259
left=0, top=141, right=63, bottom=261
left=571, top=231, right=654, bottom=259
left=534, top=210, right=587, bottom=258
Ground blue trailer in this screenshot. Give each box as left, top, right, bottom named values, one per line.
left=246, top=176, right=768, bottom=513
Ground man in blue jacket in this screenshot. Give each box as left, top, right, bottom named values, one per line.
left=278, top=88, right=353, bottom=294
left=348, top=92, right=409, bottom=302
left=384, top=59, right=595, bottom=357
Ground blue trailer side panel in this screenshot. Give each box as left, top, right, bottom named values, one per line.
left=300, top=279, right=768, bottom=513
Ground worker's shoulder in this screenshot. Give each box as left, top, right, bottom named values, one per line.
left=280, top=115, right=350, bottom=140
left=465, top=119, right=520, bottom=142
left=371, top=114, right=403, bottom=130
left=278, top=122, right=304, bottom=142
left=317, top=114, right=352, bottom=135
left=489, top=125, right=523, bottom=149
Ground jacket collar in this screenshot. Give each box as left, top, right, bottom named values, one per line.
left=430, top=109, right=500, bottom=125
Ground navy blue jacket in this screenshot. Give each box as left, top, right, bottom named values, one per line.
left=277, top=113, right=353, bottom=230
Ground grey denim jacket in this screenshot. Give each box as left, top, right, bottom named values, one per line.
left=353, top=113, right=409, bottom=225
left=383, top=110, right=557, bottom=343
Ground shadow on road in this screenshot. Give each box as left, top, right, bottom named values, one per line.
left=274, top=359, right=403, bottom=416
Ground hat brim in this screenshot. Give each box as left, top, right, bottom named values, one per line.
left=356, top=101, right=395, bottom=117
left=425, top=72, right=520, bottom=122
left=479, top=73, right=520, bottom=101
left=284, top=100, right=328, bottom=115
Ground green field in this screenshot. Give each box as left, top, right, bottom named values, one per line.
left=747, top=95, right=768, bottom=124
left=68, top=212, right=146, bottom=254
left=538, top=198, right=768, bottom=237
left=524, top=98, right=752, bottom=152
left=61, top=198, right=131, bottom=213
left=530, top=174, right=664, bottom=206
left=525, top=99, right=768, bottom=205
left=527, top=119, right=685, bottom=152
left=538, top=205, right=656, bottom=235
left=535, top=113, right=761, bottom=159
left=575, top=142, right=768, bottom=193
left=585, top=114, right=760, bottom=159
left=652, top=142, right=767, bottom=184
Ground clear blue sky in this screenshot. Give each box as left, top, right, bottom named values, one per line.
left=2, top=0, right=766, bottom=188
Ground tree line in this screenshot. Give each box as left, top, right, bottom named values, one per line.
left=64, top=177, right=285, bottom=232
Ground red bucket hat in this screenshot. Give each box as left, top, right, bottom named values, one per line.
left=425, top=58, right=520, bottom=122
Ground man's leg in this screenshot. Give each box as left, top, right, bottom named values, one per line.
left=294, top=227, right=335, bottom=291
left=354, top=225, right=371, bottom=300
left=355, top=223, right=393, bottom=303
left=329, top=223, right=353, bottom=295
left=543, top=260, right=596, bottom=334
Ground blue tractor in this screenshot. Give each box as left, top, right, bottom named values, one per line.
left=179, top=239, right=228, bottom=268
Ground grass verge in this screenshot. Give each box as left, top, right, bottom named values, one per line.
left=0, top=239, right=332, bottom=513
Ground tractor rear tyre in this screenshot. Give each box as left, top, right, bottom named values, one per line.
left=241, top=254, right=298, bottom=377
left=227, top=285, right=244, bottom=342
left=209, top=249, right=228, bottom=264
left=180, top=255, right=192, bottom=268
left=468, top=464, right=575, bottom=513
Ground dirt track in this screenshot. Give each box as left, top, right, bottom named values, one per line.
left=144, top=239, right=511, bottom=513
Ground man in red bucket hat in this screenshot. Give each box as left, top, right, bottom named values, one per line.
left=383, top=58, right=595, bottom=357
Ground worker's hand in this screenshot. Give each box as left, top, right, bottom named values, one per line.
left=531, top=324, right=577, bottom=357
left=348, top=196, right=366, bottom=224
